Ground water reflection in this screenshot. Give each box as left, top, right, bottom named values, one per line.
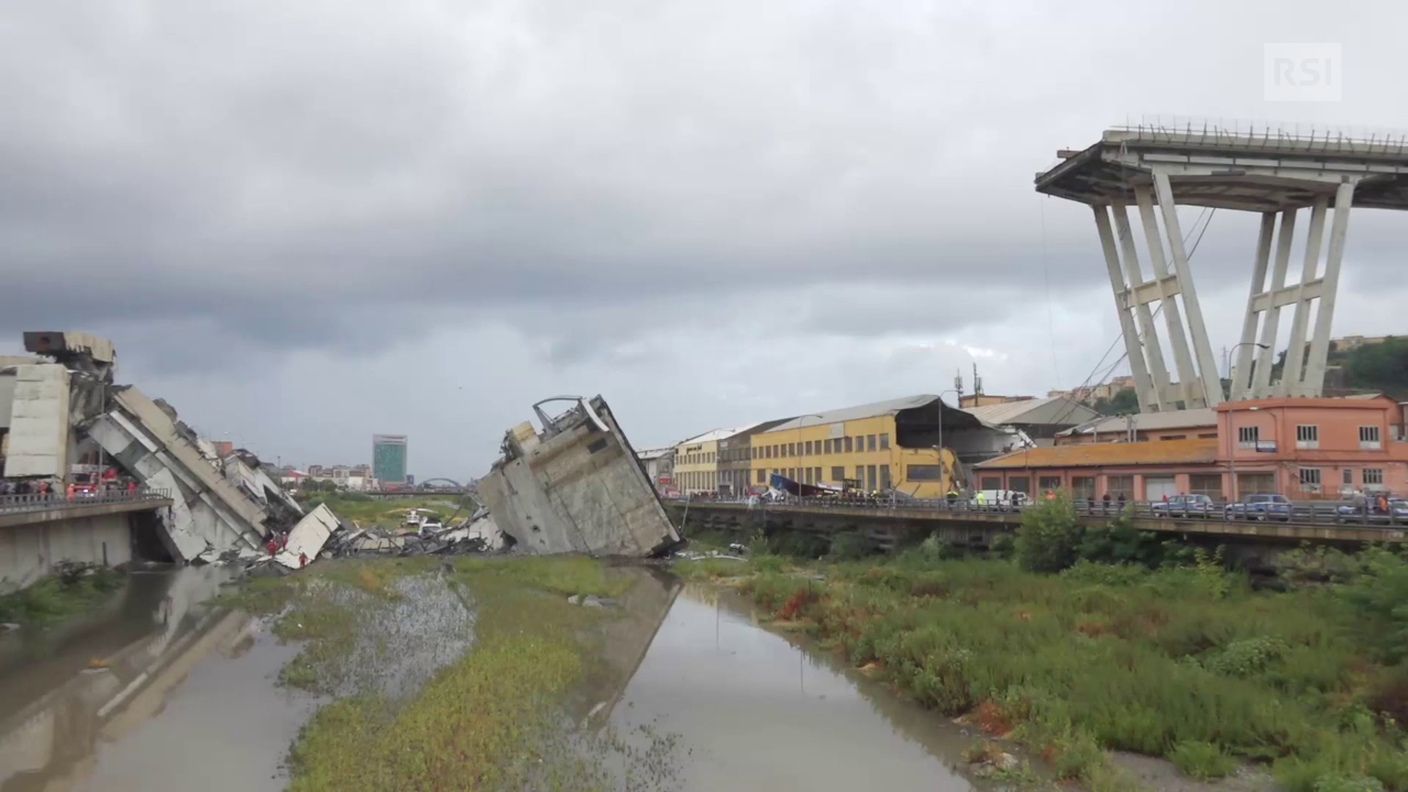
left=612, top=586, right=976, bottom=792
left=0, top=566, right=313, bottom=792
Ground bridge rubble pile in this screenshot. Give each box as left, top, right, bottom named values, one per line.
left=326, top=507, right=505, bottom=558
left=9, top=331, right=348, bottom=568
left=476, top=395, right=680, bottom=557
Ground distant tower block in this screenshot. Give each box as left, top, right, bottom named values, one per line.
left=1036, top=119, right=1408, bottom=411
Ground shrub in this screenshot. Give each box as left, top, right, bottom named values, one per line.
left=1049, top=728, right=1105, bottom=781
left=1203, top=636, right=1289, bottom=677
left=829, top=533, right=878, bottom=561
left=1015, top=494, right=1082, bottom=573
left=1313, top=776, right=1386, bottom=792
left=1337, top=547, right=1408, bottom=662
left=1078, top=515, right=1164, bottom=567
left=989, top=533, right=1016, bottom=560
left=1061, top=560, right=1148, bottom=587
left=1170, top=740, right=1237, bottom=780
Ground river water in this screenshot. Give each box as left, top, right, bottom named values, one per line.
left=0, top=568, right=979, bottom=791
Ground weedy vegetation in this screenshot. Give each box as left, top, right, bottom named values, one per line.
left=708, top=496, right=1408, bottom=791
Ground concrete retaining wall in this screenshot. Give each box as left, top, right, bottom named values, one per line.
left=0, top=513, right=132, bottom=593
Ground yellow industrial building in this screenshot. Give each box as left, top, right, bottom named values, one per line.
left=747, top=395, right=979, bottom=498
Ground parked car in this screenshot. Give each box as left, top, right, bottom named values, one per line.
left=1224, top=493, right=1292, bottom=521
left=1151, top=494, right=1215, bottom=519
left=1336, top=496, right=1408, bottom=525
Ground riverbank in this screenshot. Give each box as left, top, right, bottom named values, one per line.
left=0, top=563, right=126, bottom=628
left=676, top=548, right=1408, bottom=792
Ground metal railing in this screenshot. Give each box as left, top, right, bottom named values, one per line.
left=1111, top=115, right=1408, bottom=154
left=665, top=495, right=1408, bottom=530
left=0, top=488, right=172, bottom=515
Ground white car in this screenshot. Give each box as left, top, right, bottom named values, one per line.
left=970, top=490, right=1025, bottom=510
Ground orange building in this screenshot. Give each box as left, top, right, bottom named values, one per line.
left=974, top=395, right=1408, bottom=502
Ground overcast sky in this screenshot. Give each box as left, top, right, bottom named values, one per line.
left=2, top=1, right=1405, bottom=479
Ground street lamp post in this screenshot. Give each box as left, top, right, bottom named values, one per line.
left=1223, top=341, right=1270, bottom=401
left=1224, top=342, right=1269, bottom=501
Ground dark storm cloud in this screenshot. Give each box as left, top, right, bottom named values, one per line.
left=6, top=0, right=1406, bottom=364
left=5, top=1, right=1408, bottom=475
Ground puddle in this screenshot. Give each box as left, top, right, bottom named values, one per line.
left=611, top=584, right=978, bottom=791
left=321, top=573, right=474, bottom=698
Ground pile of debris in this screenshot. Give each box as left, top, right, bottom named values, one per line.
left=328, top=508, right=506, bottom=559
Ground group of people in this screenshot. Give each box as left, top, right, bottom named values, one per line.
left=0, top=478, right=59, bottom=496
left=0, top=477, right=141, bottom=498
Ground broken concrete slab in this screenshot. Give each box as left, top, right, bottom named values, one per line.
left=478, top=395, right=680, bottom=557
left=275, top=504, right=340, bottom=569
left=85, top=387, right=271, bottom=561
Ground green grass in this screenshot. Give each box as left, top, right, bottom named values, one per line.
left=726, top=556, right=1408, bottom=790
left=228, top=555, right=651, bottom=790
left=295, top=494, right=469, bottom=527
left=0, top=568, right=126, bottom=627
left=1170, top=740, right=1239, bottom=780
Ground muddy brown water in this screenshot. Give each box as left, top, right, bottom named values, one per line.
left=1, top=568, right=980, bottom=791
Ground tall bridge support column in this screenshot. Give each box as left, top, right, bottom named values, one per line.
left=1035, top=122, right=1402, bottom=407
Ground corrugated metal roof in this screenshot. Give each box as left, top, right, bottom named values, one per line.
left=761, top=395, right=948, bottom=432
left=975, top=437, right=1219, bottom=469
left=1059, top=407, right=1217, bottom=436
left=677, top=426, right=752, bottom=445
left=963, top=397, right=1100, bottom=427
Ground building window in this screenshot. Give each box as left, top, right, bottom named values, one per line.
left=1343, top=468, right=1353, bottom=486
left=1364, top=468, right=1384, bottom=488
left=843, top=436, right=853, bottom=453
left=1038, top=475, right=1062, bottom=492
left=822, top=439, right=832, bottom=454
left=1197, top=432, right=1218, bottom=439
left=880, top=465, right=891, bottom=489
left=807, top=441, right=815, bottom=455
left=1008, top=476, right=1031, bottom=495
left=757, top=469, right=766, bottom=484
left=1071, top=476, right=1097, bottom=500
left=908, top=465, right=942, bottom=481
left=1299, top=468, right=1322, bottom=490
left=980, top=476, right=1002, bottom=490
left=866, top=465, right=877, bottom=490
left=853, top=436, right=863, bottom=452
left=1189, top=474, right=1223, bottom=499
left=1105, top=475, right=1133, bottom=499
left=1296, top=425, right=1319, bottom=449
left=831, top=466, right=845, bottom=481
left=1360, top=426, right=1382, bottom=449
left=855, top=465, right=865, bottom=483
left=867, top=435, right=877, bottom=451
left=879, top=433, right=890, bottom=450
left=1238, top=426, right=1259, bottom=448
left=788, top=443, right=796, bottom=457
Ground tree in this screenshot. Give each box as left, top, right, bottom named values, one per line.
left=1092, top=387, right=1139, bottom=416
left=1015, top=493, right=1083, bottom=573
left=1346, top=337, right=1408, bottom=397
